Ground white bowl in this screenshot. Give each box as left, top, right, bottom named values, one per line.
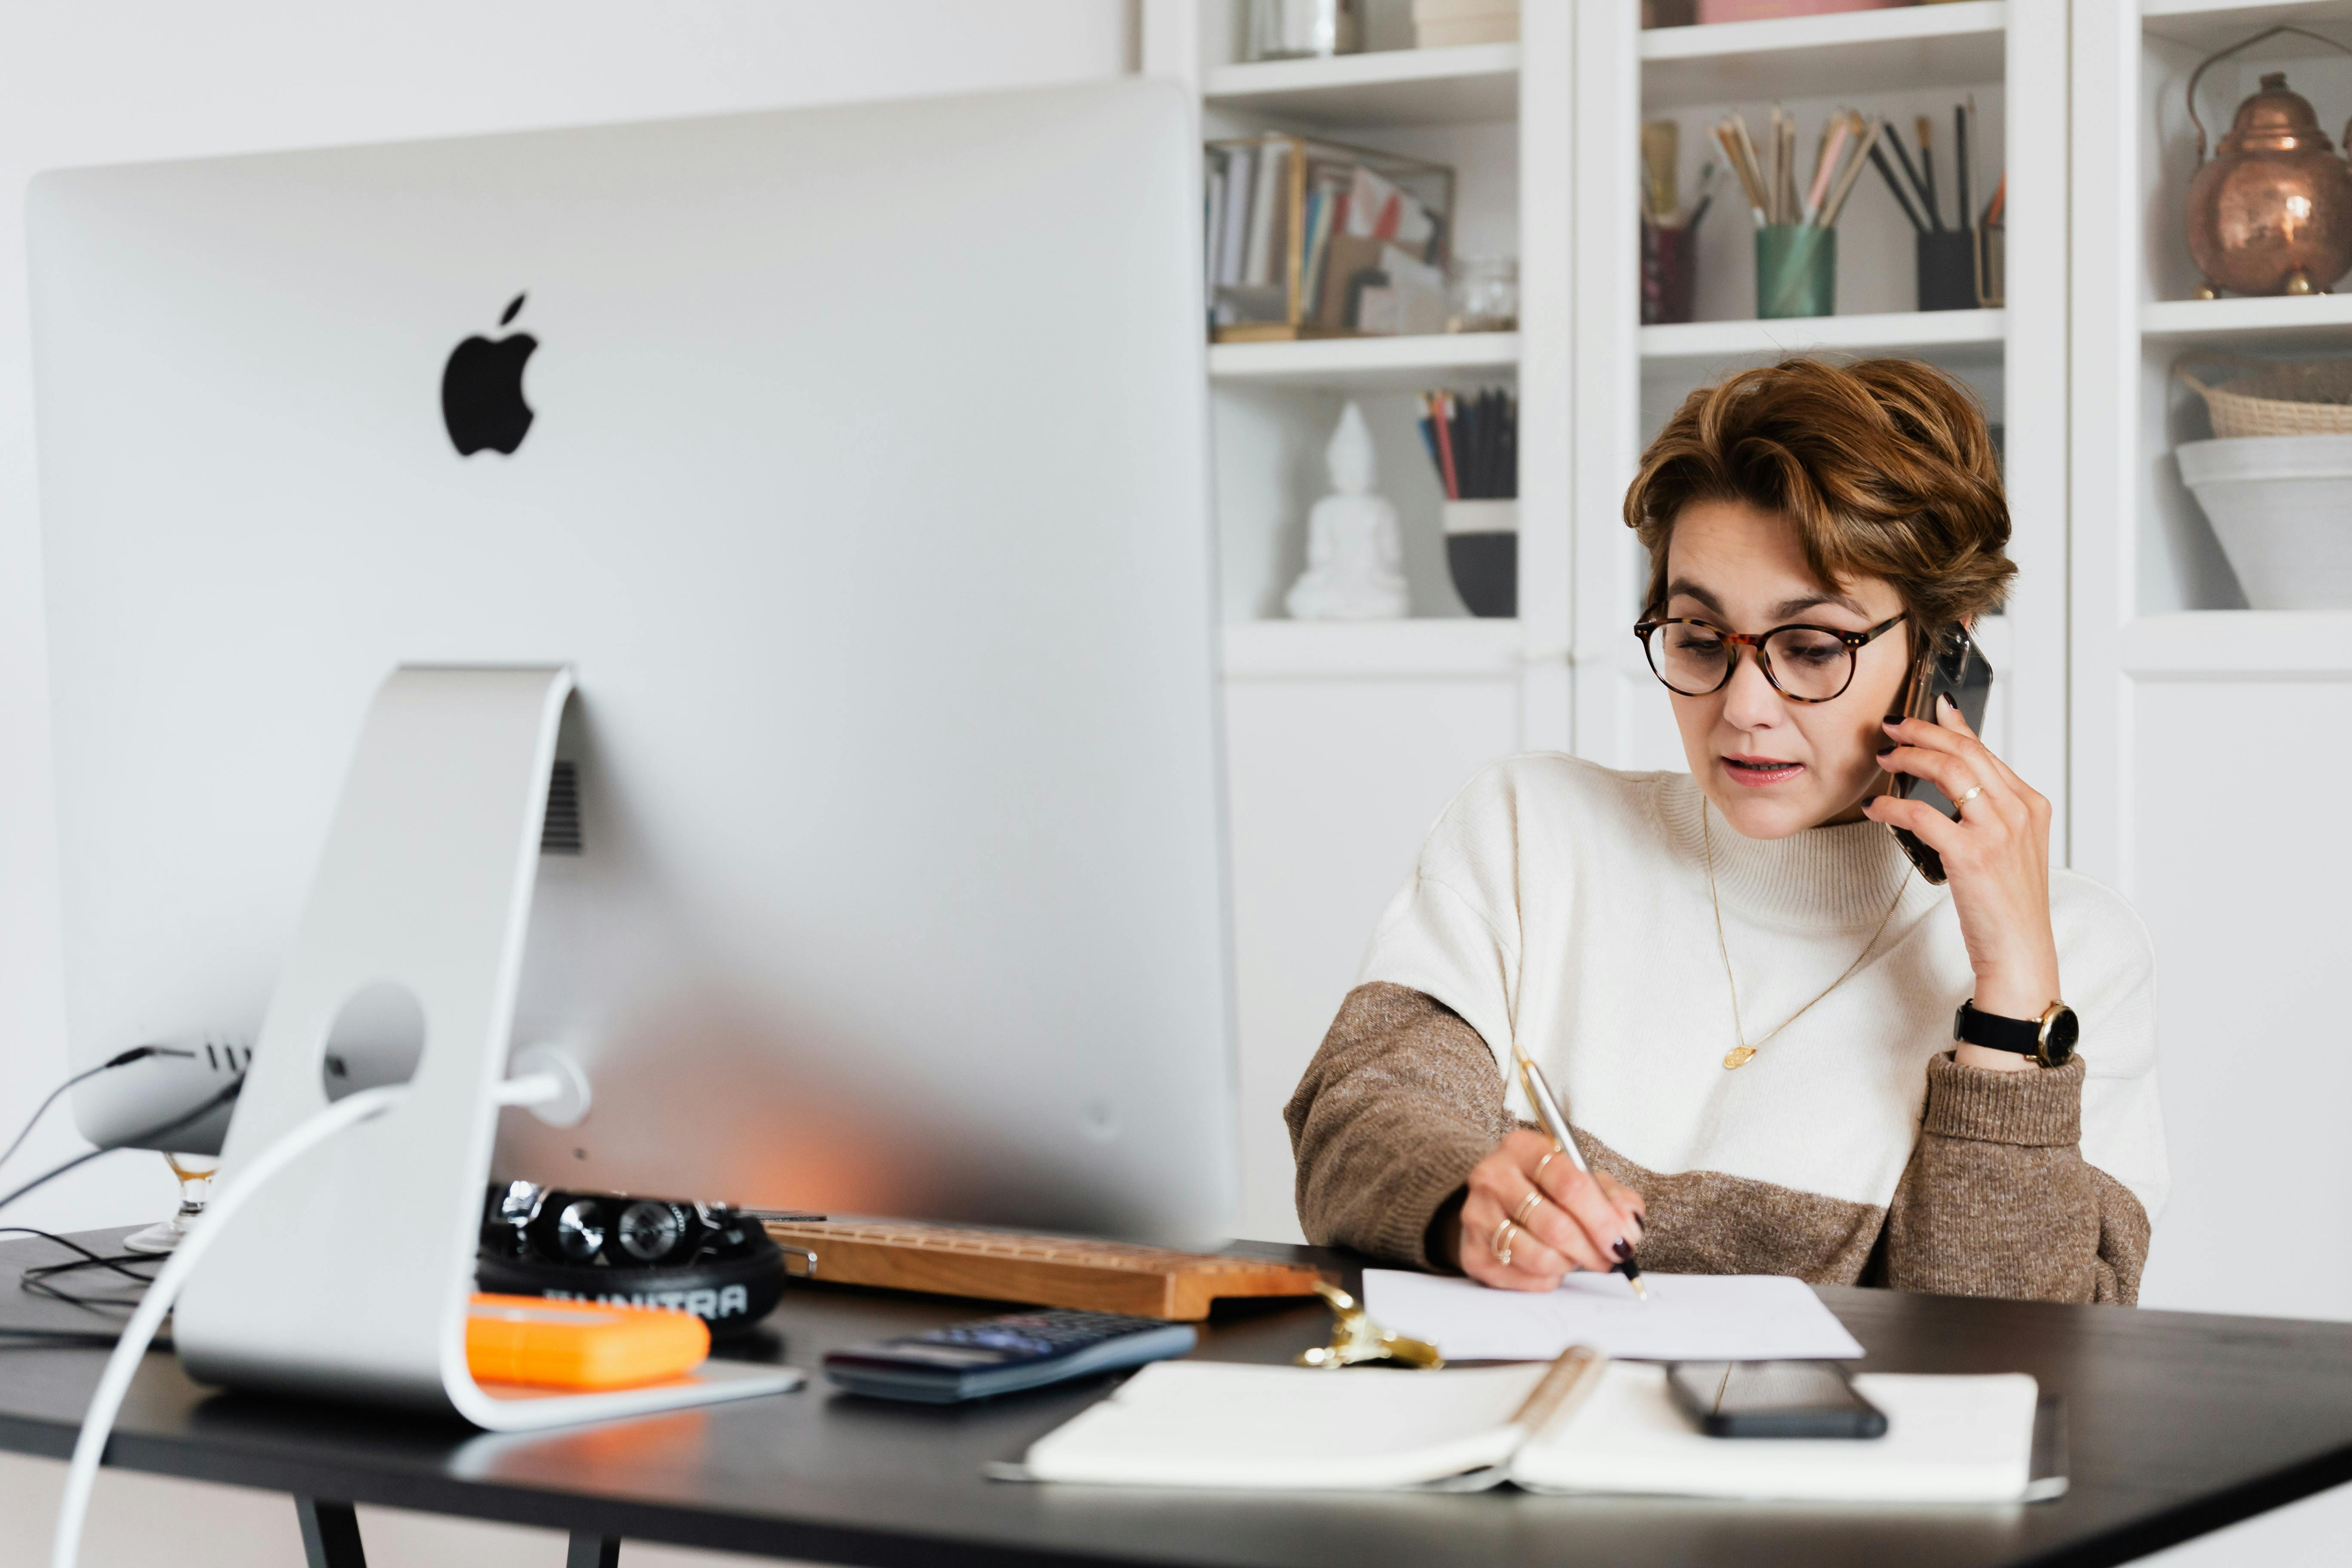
left=2177, top=435, right=2352, bottom=611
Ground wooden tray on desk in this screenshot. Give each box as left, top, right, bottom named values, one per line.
left=759, top=1219, right=1326, bottom=1320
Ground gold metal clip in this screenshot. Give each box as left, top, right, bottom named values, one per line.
left=1295, top=1278, right=1443, bottom=1369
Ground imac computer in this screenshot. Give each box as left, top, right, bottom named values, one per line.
left=28, top=75, right=1236, bottom=1302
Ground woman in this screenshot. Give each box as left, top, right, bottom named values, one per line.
left=1284, top=358, right=2164, bottom=1305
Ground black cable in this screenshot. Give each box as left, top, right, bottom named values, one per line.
left=15, top=1229, right=157, bottom=1311
left=0, top=1227, right=165, bottom=1348
left=0, top=1046, right=195, bottom=1174
left=0, top=1077, right=242, bottom=1220
left=0, top=1226, right=154, bottom=1283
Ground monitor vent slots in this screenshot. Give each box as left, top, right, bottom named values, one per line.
left=540, top=761, right=582, bottom=855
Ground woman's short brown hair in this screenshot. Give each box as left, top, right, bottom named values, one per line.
left=1623, top=357, right=2014, bottom=632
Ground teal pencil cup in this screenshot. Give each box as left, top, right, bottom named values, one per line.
left=1755, top=224, right=1835, bottom=319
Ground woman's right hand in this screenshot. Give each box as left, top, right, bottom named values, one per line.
left=1456, top=1129, right=1647, bottom=1292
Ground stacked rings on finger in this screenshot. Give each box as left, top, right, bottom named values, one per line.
left=1491, top=1216, right=1517, bottom=1266
left=1512, top=1190, right=1545, bottom=1226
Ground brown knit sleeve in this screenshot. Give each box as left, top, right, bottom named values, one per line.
left=1881, top=1053, right=2152, bottom=1305
left=1282, top=981, right=1513, bottom=1270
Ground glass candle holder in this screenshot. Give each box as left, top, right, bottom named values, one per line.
left=1448, top=256, right=1519, bottom=332
left=1248, top=0, right=1360, bottom=61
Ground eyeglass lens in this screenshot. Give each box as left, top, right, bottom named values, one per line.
left=1650, top=623, right=1856, bottom=701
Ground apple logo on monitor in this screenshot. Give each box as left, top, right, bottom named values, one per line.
left=441, top=293, right=537, bottom=456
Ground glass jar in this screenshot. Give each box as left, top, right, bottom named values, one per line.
left=1248, top=0, right=1361, bottom=61
left=1449, top=256, right=1519, bottom=333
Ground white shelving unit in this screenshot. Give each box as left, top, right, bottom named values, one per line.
left=2143, top=291, right=2352, bottom=345
left=2073, top=0, right=2352, bottom=886
left=1641, top=0, right=2008, bottom=110
left=1221, top=616, right=1527, bottom=679
left=1147, top=0, right=1555, bottom=1247
left=2119, top=609, right=2352, bottom=677
left=1203, top=40, right=1518, bottom=124
left=1208, top=330, right=1517, bottom=389
left=2070, top=0, right=2352, bottom=1392
left=1640, top=307, right=2006, bottom=365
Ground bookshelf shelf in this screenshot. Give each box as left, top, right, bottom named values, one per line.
left=2142, top=293, right=2352, bottom=346
left=2120, top=611, right=2352, bottom=678
left=1203, top=43, right=1519, bottom=127
left=1641, top=0, right=2006, bottom=110
left=1639, top=309, right=2006, bottom=366
left=2141, top=0, right=2352, bottom=53
left=1221, top=618, right=1524, bottom=680
left=1208, top=331, right=1517, bottom=390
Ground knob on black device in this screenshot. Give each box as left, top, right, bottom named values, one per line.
left=475, top=1182, right=797, bottom=1338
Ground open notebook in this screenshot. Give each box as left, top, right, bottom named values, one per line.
left=1012, top=1359, right=2063, bottom=1503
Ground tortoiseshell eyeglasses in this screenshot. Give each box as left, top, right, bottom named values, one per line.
left=1632, top=613, right=1906, bottom=704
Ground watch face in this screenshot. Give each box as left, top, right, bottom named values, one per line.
left=2043, top=1007, right=2080, bottom=1063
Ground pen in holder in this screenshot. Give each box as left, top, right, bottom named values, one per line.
left=1974, top=223, right=2005, bottom=307
left=1714, top=107, right=1874, bottom=323
left=1756, top=224, right=1836, bottom=319
left=1641, top=218, right=1699, bottom=325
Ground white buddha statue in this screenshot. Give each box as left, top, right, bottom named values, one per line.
left=1285, top=401, right=1410, bottom=620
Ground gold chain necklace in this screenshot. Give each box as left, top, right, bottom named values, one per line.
left=1702, top=805, right=1911, bottom=1070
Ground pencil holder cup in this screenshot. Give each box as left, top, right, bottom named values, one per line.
left=1976, top=224, right=2005, bottom=307
left=1641, top=219, right=1697, bottom=325
left=1916, top=229, right=1977, bottom=311
left=1443, top=499, right=1517, bottom=618
left=1755, top=224, right=1835, bottom=319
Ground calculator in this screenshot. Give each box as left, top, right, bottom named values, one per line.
left=822, top=1308, right=1198, bottom=1403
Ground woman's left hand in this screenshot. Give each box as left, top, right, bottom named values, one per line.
left=1862, top=695, right=2061, bottom=1070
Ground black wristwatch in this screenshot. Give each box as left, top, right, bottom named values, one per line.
left=1953, top=999, right=2079, bottom=1068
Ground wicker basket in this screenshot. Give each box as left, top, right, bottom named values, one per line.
left=2177, top=356, right=2352, bottom=438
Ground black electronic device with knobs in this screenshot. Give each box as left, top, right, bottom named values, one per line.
left=473, top=1182, right=801, bottom=1338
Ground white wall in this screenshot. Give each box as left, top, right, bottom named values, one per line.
left=0, top=5, right=1128, bottom=1563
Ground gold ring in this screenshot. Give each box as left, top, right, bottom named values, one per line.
left=1513, top=1190, right=1545, bottom=1225
left=1491, top=1216, right=1517, bottom=1265
left=1954, top=784, right=1985, bottom=807
left=1534, top=1150, right=1557, bottom=1182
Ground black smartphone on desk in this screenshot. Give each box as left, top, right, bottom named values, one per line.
left=1885, top=622, right=1993, bottom=886
left=1666, top=1361, right=1888, bottom=1439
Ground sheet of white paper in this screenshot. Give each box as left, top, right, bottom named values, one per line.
left=1361, top=1270, right=1865, bottom=1362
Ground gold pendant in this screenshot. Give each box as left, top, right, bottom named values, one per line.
left=1722, top=1045, right=1757, bottom=1070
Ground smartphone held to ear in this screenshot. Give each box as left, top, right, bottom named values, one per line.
left=1885, top=623, right=1992, bottom=886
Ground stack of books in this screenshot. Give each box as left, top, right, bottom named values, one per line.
left=1204, top=134, right=1452, bottom=343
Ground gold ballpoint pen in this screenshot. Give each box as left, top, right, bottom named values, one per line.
left=1512, top=1047, right=1647, bottom=1299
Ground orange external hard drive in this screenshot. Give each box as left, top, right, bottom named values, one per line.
left=465, top=1294, right=711, bottom=1390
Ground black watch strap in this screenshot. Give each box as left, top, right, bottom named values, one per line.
left=1954, top=999, right=2078, bottom=1068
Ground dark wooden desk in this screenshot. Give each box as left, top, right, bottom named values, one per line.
left=1, top=1230, right=2347, bottom=1568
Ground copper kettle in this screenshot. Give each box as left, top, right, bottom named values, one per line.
left=2186, top=28, right=2352, bottom=297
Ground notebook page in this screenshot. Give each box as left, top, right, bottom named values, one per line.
left=1021, top=1361, right=1545, bottom=1490
left=1361, top=1271, right=1865, bottom=1362
left=1511, top=1364, right=2040, bottom=1503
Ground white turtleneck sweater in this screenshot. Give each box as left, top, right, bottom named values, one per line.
left=1283, top=754, right=2167, bottom=1304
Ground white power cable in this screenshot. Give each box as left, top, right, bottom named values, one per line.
left=49, top=1084, right=407, bottom=1568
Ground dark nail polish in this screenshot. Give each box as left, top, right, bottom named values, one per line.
left=1612, top=1239, right=1635, bottom=1262
left=1875, top=742, right=1896, bottom=757
left=1883, top=714, right=1904, bottom=727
